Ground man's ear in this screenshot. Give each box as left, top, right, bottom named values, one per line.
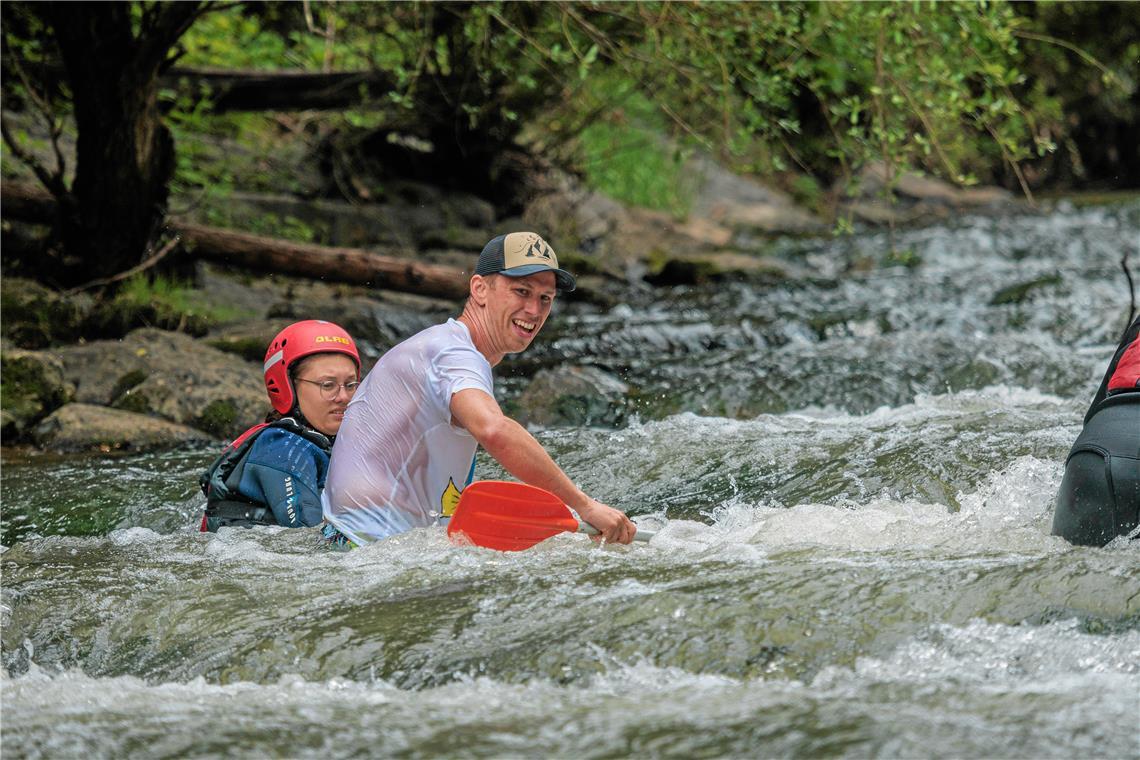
left=469, top=274, right=490, bottom=306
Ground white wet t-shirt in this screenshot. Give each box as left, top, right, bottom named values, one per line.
left=322, top=319, right=491, bottom=544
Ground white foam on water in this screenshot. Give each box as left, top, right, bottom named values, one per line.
left=806, top=618, right=1140, bottom=756
left=4, top=619, right=1136, bottom=759
left=618, top=383, right=1078, bottom=450
left=833, top=617, right=1140, bottom=685
left=792, top=383, right=1073, bottom=425
left=107, top=526, right=163, bottom=545
left=955, top=454, right=1064, bottom=534
left=639, top=454, right=1074, bottom=558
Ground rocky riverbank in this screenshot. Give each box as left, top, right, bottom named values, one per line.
left=2, top=158, right=1030, bottom=453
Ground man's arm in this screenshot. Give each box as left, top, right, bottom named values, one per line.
left=450, top=388, right=636, bottom=544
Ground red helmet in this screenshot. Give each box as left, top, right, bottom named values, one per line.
left=263, top=320, right=361, bottom=414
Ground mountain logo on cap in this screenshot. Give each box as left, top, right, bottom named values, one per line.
left=523, top=236, right=555, bottom=262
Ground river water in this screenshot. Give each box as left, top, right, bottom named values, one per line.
left=3, top=201, right=1138, bottom=758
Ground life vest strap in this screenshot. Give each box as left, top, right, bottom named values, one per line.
left=204, top=499, right=276, bottom=527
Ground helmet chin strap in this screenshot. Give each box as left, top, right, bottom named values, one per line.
left=288, top=405, right=315, bottom=433
left=286, top=375, right=317, bottom=435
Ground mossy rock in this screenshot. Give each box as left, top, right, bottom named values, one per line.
left=883, top=248, right=923, bottom=269
left=110, top=369, right=149, bottom=401
left=990, top=273, right=1064, bottom=305
left=84, top=298, right=212, bottom=339
left=108, top=368, right=154, bottom=414
left=206, top=319, right=296, bottom=362
left=0, top=278, right=89, bottom=348
left=111, top=388, right=153, bottom=415
left=556, top=250, right=610, bottom=278
left=205, top=335, right=268, bottom=362
left=645, top=257, right=720, bottom=286
left=644, top=251, right=788, bottom=287
left=516, top=365, right=630, bottom=427
left=195, top=399, right=241, bottom=437
left=0, top=349, right=75, bottom=440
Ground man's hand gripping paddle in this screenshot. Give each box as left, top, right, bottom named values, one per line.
left=447, top=480, right=655, bottom=552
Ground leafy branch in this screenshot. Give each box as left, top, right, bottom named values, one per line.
left=0, top=29, right=68, bottom=199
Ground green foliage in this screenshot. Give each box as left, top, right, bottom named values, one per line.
left=575, top=116, right=693, bottom=216
left=200, top=206, right=324, bottom=244
left=788, top=174, right=826, bottom=213
left=592, top=1, right=1061, bottom=194
left=145, top=2, right=1124, bottom=212
left=163, top=81, right=300, bottom=200
left=1, top=3, right=75, bottom=186
left=1008, top=2, right=1139, bottom=187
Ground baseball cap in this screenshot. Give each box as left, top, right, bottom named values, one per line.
left=474, top=232, right=576, bottom=292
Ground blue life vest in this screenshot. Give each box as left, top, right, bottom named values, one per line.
left=199, top=418, right=331, bottom=531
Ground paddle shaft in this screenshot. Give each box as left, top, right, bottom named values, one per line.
left=577, top=522, right=655, bottom=542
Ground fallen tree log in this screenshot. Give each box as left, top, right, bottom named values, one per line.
left=176, top=223, right=470, bottom=299
left=1, top=181, right=470, bottom=300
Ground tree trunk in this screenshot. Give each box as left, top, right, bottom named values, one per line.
left=39, top=2, right=201, bottom=287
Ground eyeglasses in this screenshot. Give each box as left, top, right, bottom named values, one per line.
left=296, top=378, right=361, bottom=400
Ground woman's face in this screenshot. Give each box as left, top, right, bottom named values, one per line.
left=292, top=353, right=359, bottom=436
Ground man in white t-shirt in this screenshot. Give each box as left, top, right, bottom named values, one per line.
left=321, top=231, right=637, bottom=546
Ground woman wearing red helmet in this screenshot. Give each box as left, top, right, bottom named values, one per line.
left=199, top=320, right=361, bottom=532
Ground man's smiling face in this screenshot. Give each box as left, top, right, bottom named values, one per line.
left=486, top=270, right=557, bottom=354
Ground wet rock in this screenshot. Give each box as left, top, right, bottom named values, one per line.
left=516, top=365, right=629, bottom=427
left=958, top=186, right=1019, bottom=207
left=673, top=217, right=734, bottom=247
left=688, top=155, right=825, bottom=234
left=54, top=328, right=265, bottom=438
left=32, top=403, right=214, bottom=452
left=842, top=162, right=1018, bottom=226
left=645, top=252, right=792, bottom=286
left=990, top=273, right=1063, bottom=305
left=844, top=199, right=945, bottom=226
left=0, top=348, right=75, bottom=441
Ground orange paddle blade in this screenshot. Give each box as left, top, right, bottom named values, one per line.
left=447, top=480, right=580, bottom=552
